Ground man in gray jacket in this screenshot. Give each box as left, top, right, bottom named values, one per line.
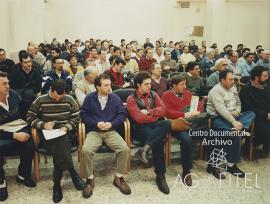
left=207, top=70, right=255, bottom=178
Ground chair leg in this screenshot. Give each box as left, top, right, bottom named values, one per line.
left=34, top=152, right=40, bottom=182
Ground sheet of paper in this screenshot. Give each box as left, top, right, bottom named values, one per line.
left=42, top=129, right=66, bottom=140
left=0, top=119, right=28, bottom=133
left=189, top=96, right=199, bottom=112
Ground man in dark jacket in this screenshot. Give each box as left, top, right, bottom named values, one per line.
left=240, top=65, right=270, bottom=156
left=9, top=53, right=42, bottom=119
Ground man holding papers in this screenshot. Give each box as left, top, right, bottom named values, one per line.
left=0, top=71, right=36, bottom=202
left=26, top=79, right=84, bottom=203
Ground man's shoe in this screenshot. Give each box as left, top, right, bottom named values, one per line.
left=135, top=149, right=149, bottom=165
left=16, top=176, right=36, bottom=188
left=70, top=173, right=85, bottom=191
left=182, top=172, right=192, bottom=187
left=226, top=165, right=245, bottom=178
left=82, top=178, right=95, bottom=199
left=207, top=166, right=226, bottom=179
left=0, top=181, right=8, bottom=202
left=156, top=174, right=169, bottom=194
left=170, top=118, right=190, bottom=132
left=52, top=184, right=63, bottom=203
left=113, top=176, right=131, bottom=195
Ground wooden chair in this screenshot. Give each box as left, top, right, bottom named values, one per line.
left=31, top=124, right=83, bottom=182
left=79, top=120, right=130, bottom=177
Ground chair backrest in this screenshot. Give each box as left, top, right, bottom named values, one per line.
left=112, top=88, right=135, bottom=103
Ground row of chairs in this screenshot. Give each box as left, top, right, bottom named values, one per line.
left=5, top=88, right=254, bottom=182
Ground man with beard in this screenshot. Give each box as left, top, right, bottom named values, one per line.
left=240, top=66, right=270, bottom=157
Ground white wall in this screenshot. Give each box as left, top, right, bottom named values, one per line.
left=0, top=0, right=269, bottom=58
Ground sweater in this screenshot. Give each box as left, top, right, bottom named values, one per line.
left=74, top=79, right=96, bottom=107
left=162, top=89, right=204, bottom=119
left=80, top=92, right=126, bottom=133
left=138, top=57, right=156, bottom=72
left=0, top=90, right=21, bottom=140
left=182, top=72, right=204, bottom=96
left=151, top=77, right=168, bottom=97
left=103, top=67, right=124, bottom=90
left=26, top=93, right=80, bottom=131
left=207, top=83, right=241, bottom=124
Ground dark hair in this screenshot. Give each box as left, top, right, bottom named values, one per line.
left=186, top=62, right=200, bottom=72
left=51, top=79, right=66, bottom=94
left=52, top=56, right=62, bottom=64
left=258, top=48, right=264, bottom=54
left=94, top=73, right=111, bottom=90
left=109, top=45, right=115, bottom=50
left=75, top=39, right=80, bottom=43
left=113, top=47, right=121, bottom=53
left=244, top=52, right=255, bottom=59
left=51, top=47, right=61, bottom=54
left=256, top=45, right=262, bottom=50
left=67, top=54, right=77, bottom=62
left=250, top=66, right=269, bottom=80
left=219, top=70, right=233, bottom=82
left=19, top=52, right=31, bottom=62
left=0, top=48, right=5, bottom=53
left=114, top=57, right=126, bottom=66
left=174, top=42, right=180, bottom=46
left=225, top=44, right=232, bottom=49
left=164, top=50, right=171, bottom=55
left=136, top=48, right=143, bottom=53
left=133, top=71, right=151, bottom=89
left=237, top=44, right=243, bottom=49
left=109, top=55, right=117, bottom=65
left=170, top=74, right=186, bottom=87
left=121, top=39, right=125, bottom=43
left=101, top=40, right=108, bottom=46
left=89, top=46, right=97, bottom=51
left=0, top=71, right=8, bottom=78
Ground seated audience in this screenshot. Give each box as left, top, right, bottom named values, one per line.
left=179, top=46, right=196, bottom=66
left=123, top=50, right=139, bottom=74
left=200, top=49, right=215, bottom=77
left=153, top=46, right=165, bottom=63
left=239, top=52, right=255, bottom=78
left=95, top=50, right=110, bottom=74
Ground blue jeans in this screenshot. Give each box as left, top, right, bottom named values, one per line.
left=171, top=131, right=192, bottom=171
left=133, top=120, right=171, bottom=175
left=211, top=111, right=255, bottom=163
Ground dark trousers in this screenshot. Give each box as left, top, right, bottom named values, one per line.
left=39, top=131, right=74, bottom=171
left=254, top=118, right=270, bottom=149
left=133, top=120, right=171, bottom=175
left=171, top=131, right=192, bottom=170
left=212, top=111, right=255, bottom=163
left=0, top=138, right=35, bottom=182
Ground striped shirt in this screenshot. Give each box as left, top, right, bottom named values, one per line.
left=26, top=93, right=80, bottom=131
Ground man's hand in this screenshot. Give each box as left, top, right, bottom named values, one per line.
left=97, top=122, right=106, bottom=130
left=60, top=127, right=68, bottom=133
left=102, top=122, right=112, bottom=130
left=231, top=111, right=239, bottom=118
left=13, top=132, right=30, bottom=142
left=140, top=109, right=148, bottom=115
left=44, top=121, right=55, bottom=130
left=97, top=122, right=112, bottom=130
left=184, top=111, right=200, bottom=118
left=232, top=121, right=243, bottom=131
left=267, top=113, right=270, bottom=122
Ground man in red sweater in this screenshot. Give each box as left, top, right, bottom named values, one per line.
left=138, top=48, right=156, bottom=72
left=127, top=71, right=188, bottom=194
left=162, top=74, right=225, bottom=186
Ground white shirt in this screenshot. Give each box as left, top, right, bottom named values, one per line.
left=0, top=95, right=9, bottom=111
